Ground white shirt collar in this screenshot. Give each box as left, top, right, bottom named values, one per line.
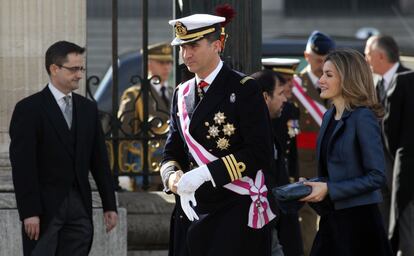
left=48, top=82, right=72, bottom=101
left=195, top=61, right=223, bottom=91
left=382, top=62, right=399, bottom=91
left=152, top=81, right=169, bottom=96
left=48, top=82, right=72, bottom=113
left=306, top=66, right=320, bottom=89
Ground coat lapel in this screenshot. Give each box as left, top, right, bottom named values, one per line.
left=328, top=110, right=351, bottom=149
left=40, top=86, right=74, bottom=158
left=189, top=65, right=228, bottom=133
left=73, top=93, right=85, bottom=163
left=317, top=107, right=333, bottom=161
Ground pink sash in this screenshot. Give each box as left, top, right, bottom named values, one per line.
left=177, top=80, right=276, bottom=229
left=292, top=77, right=326, bottom=126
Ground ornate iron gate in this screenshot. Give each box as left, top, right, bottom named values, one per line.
left=86, top=0, right=169, bottom=190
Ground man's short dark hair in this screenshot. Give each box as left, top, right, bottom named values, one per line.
left=204, top=24, right=222, bottom=44
left=375, top=35, right=400, bottom=63
left=45, top=41, right=85, bottom=75
left=251, top=69, right=285, bottom=96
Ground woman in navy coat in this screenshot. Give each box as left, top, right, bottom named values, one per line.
left=300, top=49, right=392, bottom=256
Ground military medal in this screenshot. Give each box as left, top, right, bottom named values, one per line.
left=287, top=119, right=300, bottom=138
left=222, top=123, right=235, bottom=136
left=213, top=112, right=226, bottom=124
left=216, top=137, right=230, bottom=150
left=208, top=125, right=220, bottom=138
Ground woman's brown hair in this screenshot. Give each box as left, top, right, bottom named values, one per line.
left=325, top=49, right=384, bottom=118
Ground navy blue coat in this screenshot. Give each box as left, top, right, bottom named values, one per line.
left=162, top=64, right=274, bottom=256
left=317, top=107, right=386, bottom=210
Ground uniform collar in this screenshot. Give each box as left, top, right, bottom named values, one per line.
left=306, top=66, right=320, bottom=89
left=195, top=61, right=223, bottom=91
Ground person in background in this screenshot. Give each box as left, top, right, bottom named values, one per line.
left=252, top=67, right=304, bottom=256
left=263, top=58, right=301, bottom=182
left=300, top=49, right=392, bottom=256
left=364, top=35, right=410, bottom=233
left=383, top=71, right=414, bottom=256
left=118, top=42, right=173, bottom=191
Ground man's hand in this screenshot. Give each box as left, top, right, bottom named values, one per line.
left=168, top=170, right=183, bottom=194
left=104, top=211, right=118, bottom=233
left=177, top=165, right=213, bottom=194
left=23, top=216, right=40, bottom=240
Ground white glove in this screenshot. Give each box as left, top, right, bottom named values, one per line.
left=177, top=165, right=214, bottom=194
left=179, top=192, right=199, bottom=221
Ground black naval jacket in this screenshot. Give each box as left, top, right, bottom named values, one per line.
left=162, top=64, right=275, bottom=256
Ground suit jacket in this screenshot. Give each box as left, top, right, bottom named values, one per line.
left=162, top=64, right=274, bottom=256
left=381, top=64, right=409, bottom=109
left=383, top=71, right=414, bottom=237
left=9, top=86, right=117, bottom=237
left=317, top=107, right=386, bottom=210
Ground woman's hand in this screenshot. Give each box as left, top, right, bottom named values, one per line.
left=300, top=182, right=328, bottom=202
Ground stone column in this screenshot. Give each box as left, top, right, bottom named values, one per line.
left=178, top=0, right=262, bottom=75
left=0, top=0, right=86, bottom=153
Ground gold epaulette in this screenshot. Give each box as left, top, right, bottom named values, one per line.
left=240, top=76, right=253, bottom=85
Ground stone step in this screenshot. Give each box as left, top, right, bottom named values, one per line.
left=127, top=250, right=168, bottom=256
left=118, top=192, right=174, bottom=251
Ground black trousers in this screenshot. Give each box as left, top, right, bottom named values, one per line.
left=23, top=187, right=93, bottom=256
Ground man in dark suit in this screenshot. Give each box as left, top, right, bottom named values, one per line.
left=364, top=35, right=410, bottom=232
left=383, top=71, right=414, bottom=256
left=160, top=14, right=276, bottom=256
left=9, top=41, right=118, bottom=256
left=118, top=42, right=173, bottom=190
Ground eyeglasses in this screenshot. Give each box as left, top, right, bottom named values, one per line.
left=58, top=65, right=86, bottom=73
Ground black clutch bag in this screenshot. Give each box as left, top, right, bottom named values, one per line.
left=272, top=177, right=327, bottom=202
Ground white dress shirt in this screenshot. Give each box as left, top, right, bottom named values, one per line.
left=382, top=62, right=400, bottom=91
left=195, top=61, right=223, bottom=92
left=48, top=83, right=72, bottom=114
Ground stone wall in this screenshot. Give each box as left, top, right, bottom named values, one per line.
left=0, top=0, right=86, bottom=152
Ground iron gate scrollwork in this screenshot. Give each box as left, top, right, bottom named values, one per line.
left=86, top=0, right=169, bottom=191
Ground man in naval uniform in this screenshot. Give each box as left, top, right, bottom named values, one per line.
left=160, top=14, right=276, bottom=256
left=263, top=58, right=301, bottom=183
left=118, top=42, right=173, bottom=190
left=294, top=31, right=335, bottom=255
left=260, top=59, right=305, bottom=256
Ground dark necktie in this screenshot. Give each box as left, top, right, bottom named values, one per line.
left=376, top=78, right=385, bottom=105
left=160, top=85, right=170, bottom=107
